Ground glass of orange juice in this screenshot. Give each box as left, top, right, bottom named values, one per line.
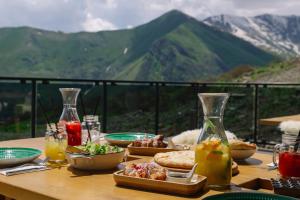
left=45, top=124, right=67, bottom=163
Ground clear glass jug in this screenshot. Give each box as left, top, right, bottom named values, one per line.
left=195, top=93, right=232, bottom=188
left=59, top=88, right=82, bottom=146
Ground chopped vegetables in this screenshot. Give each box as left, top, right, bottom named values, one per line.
left=78, top=142, right=123, bottom=156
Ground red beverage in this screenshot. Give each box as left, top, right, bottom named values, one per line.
left=278, top=151, right=300, bottom=177
left=65, top=121, right=82, bottom=146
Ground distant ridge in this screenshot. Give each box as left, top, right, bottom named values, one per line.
left=0, top=10, right=275, bottom=81
left=204, top=14, right=300, bottom=57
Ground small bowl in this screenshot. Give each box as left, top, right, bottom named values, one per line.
left=231, top=148, right=256, bottom=160
left=166, top=170, right=192, bottom=183
left=66, top=150, right=125, bottom=170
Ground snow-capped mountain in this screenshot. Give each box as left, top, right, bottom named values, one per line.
left=204, top=14, right=300, bottom=56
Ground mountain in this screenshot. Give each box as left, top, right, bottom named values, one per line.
left=204, top=14, right=300, bottom=57
left=0, top=10, right=276, bottom=81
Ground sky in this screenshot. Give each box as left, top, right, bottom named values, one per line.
left=0, top=0, right=299, bottom=32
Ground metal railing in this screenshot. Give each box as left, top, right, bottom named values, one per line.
left=1, top=76, right=300, bottom=144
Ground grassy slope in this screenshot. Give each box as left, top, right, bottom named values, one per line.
left=232, top=58, right=300, bottom=83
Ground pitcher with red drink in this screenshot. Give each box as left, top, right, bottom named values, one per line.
left=59, top=88, right=82, bottom=146
left=273, top=142, right=300, bottom=178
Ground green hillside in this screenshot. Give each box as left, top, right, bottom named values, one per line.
left=230, top=58, right=300, bottom=83
left=0, top=10, right=276, bottom=81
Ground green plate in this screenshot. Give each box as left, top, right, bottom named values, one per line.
left=203, top=192, right=297, bottom=200
left=0, top=147, right=42, bottom=167
left=105, top=133, right=155, bottom=146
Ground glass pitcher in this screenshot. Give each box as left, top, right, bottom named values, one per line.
left=59, top=88, right=82, bottom=146
left=195, top=93, right=232, bottom=188
left=273, top=141, right=300, bottom=178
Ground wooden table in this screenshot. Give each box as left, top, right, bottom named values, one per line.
left=259, top=114, right=300, bottom=126
left=0, top=138, right=277, bottom=200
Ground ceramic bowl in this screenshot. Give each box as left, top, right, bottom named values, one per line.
left=231, top=148, right=256, bottom=160
left=66, top=150, right=125, bottom=170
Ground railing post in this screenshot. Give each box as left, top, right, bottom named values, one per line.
left=31, top=80, right=37, bottom=138
left=194, top=84, right=199, bottom=129
left=253, top=84, right=259, bottom=143
left=155, top=83, right=160, bottom=135
left=102, top=81, right=107, bottom=133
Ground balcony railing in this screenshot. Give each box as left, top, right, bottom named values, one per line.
left=1, top=76, right=300, bottom=145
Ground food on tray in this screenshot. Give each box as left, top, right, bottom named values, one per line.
left=229, top=139, right=256, bottom=150
left=132, top=135, right=166, bottom=148
left=154, top=151, right=194, bottom=169
left=123, top=162, right=167, bottom=180
left=76, top=142, right=123, bottom=156
left=195, top=138, right=232, bottom=186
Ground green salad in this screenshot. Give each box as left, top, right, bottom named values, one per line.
left=78, top=143, right=123, bottom=156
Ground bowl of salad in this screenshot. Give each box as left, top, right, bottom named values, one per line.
left=66, top=142, right=124, bottom=170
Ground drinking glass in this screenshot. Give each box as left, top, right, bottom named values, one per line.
left=81, top=115, right=101, bottom=144
left=45, top=124, right=67, bottom=163
left=273, top=143, right=300, bottom=178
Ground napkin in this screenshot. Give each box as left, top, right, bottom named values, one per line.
left=0, top=163, right=49, bottom=176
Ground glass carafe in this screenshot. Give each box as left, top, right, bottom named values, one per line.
left=59, top=88, right=82, bottom=146
left=195, top=93, right=232, bottom=188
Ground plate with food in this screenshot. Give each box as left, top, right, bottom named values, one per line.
left=127, top=135, right=179, bottom=156
left=66, top=142, right=125, bottom=170
left=104, top=132, right=155, bottom=146
left=230, top=139, right=257, bottom=160
left=0, top=147, right=42, bottom=167
left=154, top=150, right=239, bottom=175
left=113, top=162, right=207, bottom=195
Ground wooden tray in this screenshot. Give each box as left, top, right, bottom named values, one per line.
left=239, top=178, right=300, bottom=198
left=113, top=170, right=207, bottom=196
left=239, top=178, right=273, bottom=191
left=127, top=144, right=178, bottom=156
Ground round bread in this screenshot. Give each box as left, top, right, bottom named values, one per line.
left=230, top=139, right=256, bottom=150
left=231, top=149, right=256, bottom=160
left=154, top=151, right=194, bottom=169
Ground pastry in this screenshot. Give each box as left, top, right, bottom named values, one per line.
left=154, top=151, right=194, bottom=169
left=230, top=139, right=256, bottom=150
left=132, top=135, right=166, bottom=148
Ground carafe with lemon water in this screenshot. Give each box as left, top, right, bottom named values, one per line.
left=195, top=93, right=232, bottom=188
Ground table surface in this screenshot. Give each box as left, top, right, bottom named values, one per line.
left=0, top=138, right=278, bottom=200
left=259, top=114, right=300, bottom=126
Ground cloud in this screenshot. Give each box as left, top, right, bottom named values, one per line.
left=82, top=13, right=116, bottom=32
left=0, top=0, right=299, bottom=32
